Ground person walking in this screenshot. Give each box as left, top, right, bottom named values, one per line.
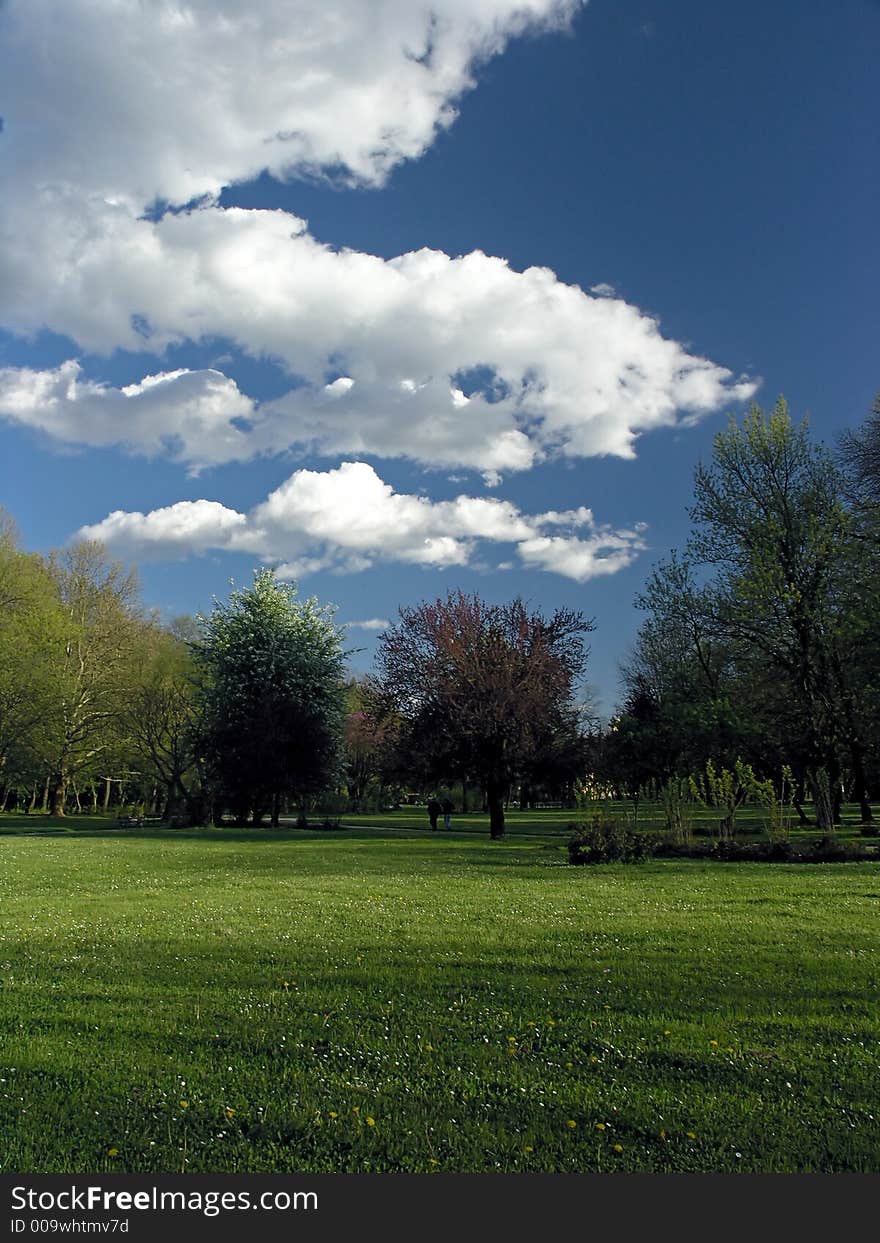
left=427, top=798, right=441, bottom=831
left=441, top=797, right=454, bottom=830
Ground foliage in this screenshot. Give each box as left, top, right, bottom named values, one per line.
left=372, top=591, right=593, bottom=838
left=688, top=758, right=767, bottom=838
left=567, top=813, right=653, bottom=864
left=658, top=776, right=695, bottom=843
left=194, top=569, right=346, bottom=826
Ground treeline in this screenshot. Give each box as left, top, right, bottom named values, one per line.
left=0, top=397, right=877, bottom=837
left=0, top=542, right=348, bottom=826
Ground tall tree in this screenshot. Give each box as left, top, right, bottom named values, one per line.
left=840, top=392, right=880, bottom=510
left=38, top=541, right=144, bottom=815
left=194, top=569, right=346, bottom=826
left=0, top=513, right=61, bottom=795
left=688, top=400, right=853, bottom=829
left=124, top=622, right=204, bottom=824
left=373, top=591, right=592, bottom=838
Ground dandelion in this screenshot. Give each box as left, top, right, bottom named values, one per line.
left=687, top=1131, right=696, bottom=1139
left=595, top=1122, right=605, bottom=1131
left=352, top=1106, right=359, bottom=1114
left=613, top=1144, right=623, bottom=1153
left=107, top=1147, right=119, bottom=1157
left=366, top=1117, right=376, bottom=1127
left=565, top=1061, right=574, bottom=1069
left=659, top=1129, right=667, bottom=1140
left=328, top=1112, right=338, bottom=1119
left=566, top=1119, right=577, bottom=1129
left=663, top=1030, right=671, bottom=1036
left=179, top=1101, right=189, bottom=1109
left=523, top=1145, right=534, bottom=1153
left=589, top=1055, right=599, bottom=1064
left=709, top=1040, right=719, bottom=1047
left=225, top=1108, right=235, bottom=1119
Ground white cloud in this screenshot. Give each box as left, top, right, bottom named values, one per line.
left=0, top=0, right=757, bottom=482
left=80, top=500, right=251, bottom=558
left=347, top=618, right=392, bottom=632
left=0, top=360, right=256, bottom=471
left=78, top=460, right=647, bottom=582
left=1, top=1, right=583, bottom=207
left=0, top=222, right=757, bottom=473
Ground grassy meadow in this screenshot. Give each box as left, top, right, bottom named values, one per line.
left=1, top=813, right=878, bottom=1173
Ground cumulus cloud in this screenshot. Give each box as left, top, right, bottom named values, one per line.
left=78, top=460, right=647, bottom=582
left=0, top=0, right=756, bottom=482
left=0, top=223, right=756, bottom=473
left=0, top=360, right=257, bottom=471
left=1, top=1, right=583, bottom=207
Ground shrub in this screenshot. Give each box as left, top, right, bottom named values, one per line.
left=568, top=814, right=653, bottom=865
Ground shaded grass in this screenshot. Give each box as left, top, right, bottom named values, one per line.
left=0, top=829, right=878, bottom=1173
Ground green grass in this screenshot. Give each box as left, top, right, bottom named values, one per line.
left=1, top=822, right=878, bottom=1173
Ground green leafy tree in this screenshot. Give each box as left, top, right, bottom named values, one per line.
left=124, top=622, right=204, bottom=824
left=687, top=400, right=854, bottom=829
left=0, top=513, right=62, bottom=799
left=37, top=541, right=144, bottom=815
left=195, top=570, right=346, bottom=826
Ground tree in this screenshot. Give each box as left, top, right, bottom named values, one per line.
left=123, top=622, right=204, bottom=825
left=0, top=513, right=61, bottom=798
left=342, top=680, right=392, bottom=811
left=687, top=400, right=857, bottom=829
left=38, top=541, right=144, bottom=815
left=194, top=569, right=346, bottom=826
left=840, top=392, right=880, bottom=510
left=373, top=591, right=593, bottom=838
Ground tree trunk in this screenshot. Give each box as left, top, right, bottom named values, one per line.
left=271, top=791, right=281, bottom=828
left=487, top=778, right=506, bottom=839
left=48, top=772, right=66, bottom=816
left=847, top=736, right=873, bottom=825
left=810, top=768, right=834, bottom=833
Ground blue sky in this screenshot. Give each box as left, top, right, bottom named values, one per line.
left=0, top=0, right=876, bottom=712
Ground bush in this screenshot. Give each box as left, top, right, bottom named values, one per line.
left=568, top=814, right=653, bottom=865
left=653, top=835, right=871, bottom=863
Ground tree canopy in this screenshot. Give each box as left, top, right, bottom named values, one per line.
left=194, top=569, right=347, bottom=826
left=371, top=591, right=593, bottom=837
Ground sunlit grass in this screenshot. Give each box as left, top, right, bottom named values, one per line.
left=1, top=827, right=878, bottom=1172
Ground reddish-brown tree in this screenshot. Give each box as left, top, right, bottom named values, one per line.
left=373, top=591, right=593, bottom=838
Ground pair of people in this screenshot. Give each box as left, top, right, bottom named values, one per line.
left=427, top=797, right=453, bottom=830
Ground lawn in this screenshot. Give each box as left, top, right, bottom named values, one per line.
left=1, top=820, right=878, bottom=1173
